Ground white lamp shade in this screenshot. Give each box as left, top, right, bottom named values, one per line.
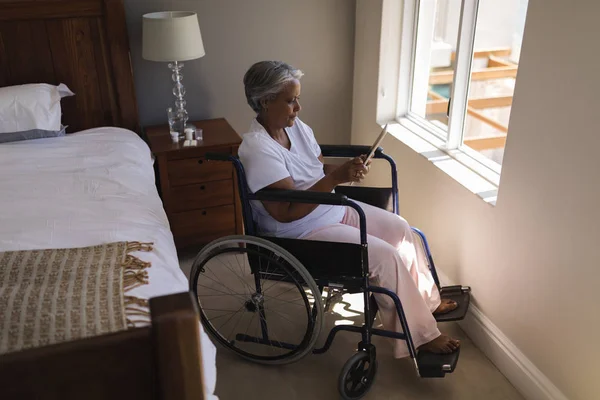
left=142, top=11, right=205, bottom=62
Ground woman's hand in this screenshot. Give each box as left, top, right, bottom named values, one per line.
left=360, top=154, right=372, bottom=174
left=331, top=156, right=369, bottom=185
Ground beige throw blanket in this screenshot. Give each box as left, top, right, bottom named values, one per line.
left=0, top=241, right=153, bottom=355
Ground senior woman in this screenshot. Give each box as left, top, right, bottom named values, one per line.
left=238, top=60, right=460, bottom=357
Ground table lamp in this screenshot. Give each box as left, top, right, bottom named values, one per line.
left=142, top=11, right=205, bottom=134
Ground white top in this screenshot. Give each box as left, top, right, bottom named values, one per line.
left=0, top=128, right=217, bottom=400
left=238, top=118, right=345, bottom=238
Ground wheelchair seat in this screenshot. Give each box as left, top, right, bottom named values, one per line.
left=259, top=236, right=365, bottom=291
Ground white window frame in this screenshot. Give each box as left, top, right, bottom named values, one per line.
left=396, top=0, right=505, bottom=185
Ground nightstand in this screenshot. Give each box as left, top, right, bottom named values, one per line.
left=145, top=118, right=243, bottom=249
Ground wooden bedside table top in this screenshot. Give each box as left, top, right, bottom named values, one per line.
left=145, top=118, right=242, bottom=154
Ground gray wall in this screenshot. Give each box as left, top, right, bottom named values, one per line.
left=124, top=0, right=356, bottom=144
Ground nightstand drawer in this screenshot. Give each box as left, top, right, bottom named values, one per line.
left=168, top=157, right=232, bottom=186
left=170, top=180, right=234, bottom=212
left=170, top=205, right=236, bottom=240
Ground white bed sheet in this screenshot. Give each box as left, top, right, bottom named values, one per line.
left=0, top=127, right=218, bottom=399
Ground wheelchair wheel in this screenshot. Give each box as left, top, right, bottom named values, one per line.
left=338, top=352, right=378, bottom=400
left=190, top=235, right=324, bottom=365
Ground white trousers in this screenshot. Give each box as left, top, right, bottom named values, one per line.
left=303, top=201, right=442, bottom=358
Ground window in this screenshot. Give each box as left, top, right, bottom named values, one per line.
left=402, top=0, right=529, bottom=169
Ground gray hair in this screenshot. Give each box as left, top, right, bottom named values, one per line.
left=243, top=61, right=304, bottom=114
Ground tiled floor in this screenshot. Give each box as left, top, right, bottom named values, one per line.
left=180, top=250, right=524, bottom=400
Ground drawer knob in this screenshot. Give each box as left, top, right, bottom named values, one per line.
left=202, top=211, right=207, bottom=216
left=200, top=185, right=205, bottom=190
left=198, top=159, right=204, bottom=165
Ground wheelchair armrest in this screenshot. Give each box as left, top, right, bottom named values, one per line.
left=319, top=145, right=383, bottom=159
left=251, top=189, right=368, bottom=245
left=251, top=189, right=349, bottom=206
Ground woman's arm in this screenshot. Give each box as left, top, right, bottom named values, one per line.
left=318, top=154, right=341, bottom=175
left=323, top=164, right=338, bottom=175
left=318, top=154, right=339, bottom=175
left=260, top=157, right=367, bottom=223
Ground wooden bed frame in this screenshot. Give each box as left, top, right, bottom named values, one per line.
left=0, top=0, right=139, bottom=133
left=0, top=292, right=206, bottom=400
left=0, top=1, right=206, bottom=398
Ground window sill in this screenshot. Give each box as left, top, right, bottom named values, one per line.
left=386, top=118, right=499, bottom=206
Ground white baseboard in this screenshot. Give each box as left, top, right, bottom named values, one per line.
left=437, top=271, right=569, bottom=400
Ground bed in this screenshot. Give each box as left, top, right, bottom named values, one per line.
left=0, top=0, right=217, bottom=398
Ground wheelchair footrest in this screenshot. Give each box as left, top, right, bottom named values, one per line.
left=417, top=347, right=460, bottom=378
left=435, top=285, right=471, bottom=322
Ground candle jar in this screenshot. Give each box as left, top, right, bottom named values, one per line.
left=184, top=127, right=195, bottom=141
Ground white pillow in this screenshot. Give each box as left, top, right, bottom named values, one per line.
left=0, top=83, right=74, bottom=134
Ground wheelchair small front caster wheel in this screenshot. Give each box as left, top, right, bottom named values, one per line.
left=338, top=351, right=378, bottom=400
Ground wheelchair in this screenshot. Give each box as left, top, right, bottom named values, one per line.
left=189, top=145, right=471, bottom=399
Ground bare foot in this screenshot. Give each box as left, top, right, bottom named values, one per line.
left=419, top=335, right=460, bottom=354
left=433, top=299, right=458, bottom=315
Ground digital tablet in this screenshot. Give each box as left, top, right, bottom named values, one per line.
left=364, top=124, right=388, bottom=164
left=348, top=124, right=388, bottom=186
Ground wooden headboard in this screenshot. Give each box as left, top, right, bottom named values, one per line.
left=0, top=0, right=139, bottom=133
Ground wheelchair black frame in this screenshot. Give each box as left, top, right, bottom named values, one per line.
left=205, top=145, right=439, bottom=363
